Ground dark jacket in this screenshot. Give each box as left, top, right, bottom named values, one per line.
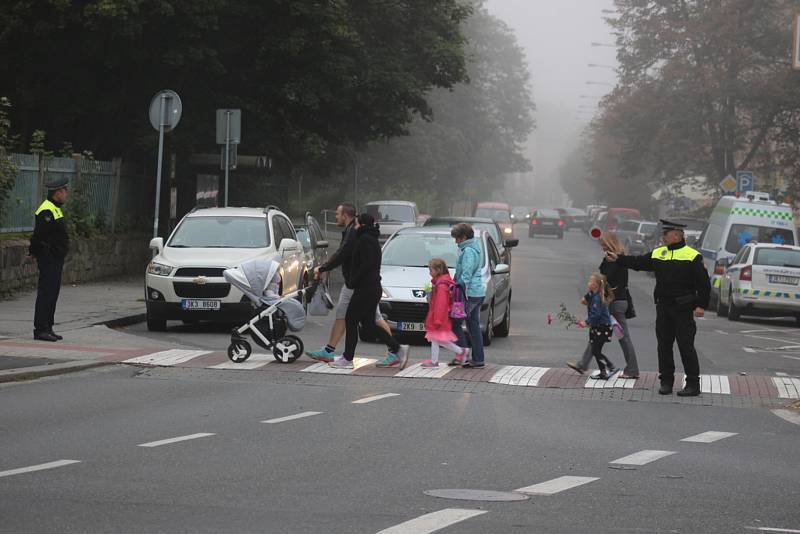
left=617, top=241, right=711, bottom=309
left=585, top=290, right=612, bottom=327
left=319, top=220, right=356, bottom=285
left=346, top=226, right=382, bottom=290
left=29, top=198, right=69, bottom=259
left=599, top=258, right=628, bottom=301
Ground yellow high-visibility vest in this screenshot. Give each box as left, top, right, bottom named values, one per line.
left=650, top=245, right=700, bottom=262
left=34, top=199, right=63, bottom=220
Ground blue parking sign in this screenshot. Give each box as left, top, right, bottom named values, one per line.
left=736, top=170, right=754, bottom=193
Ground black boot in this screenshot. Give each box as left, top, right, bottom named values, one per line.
left=34, top=331, right=58, bottom=342
left=658, top=382, right=673, bottom=395
left=677, top=380, right=701, bottom=397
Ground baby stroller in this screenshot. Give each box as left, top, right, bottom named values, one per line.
left=223, top=258, right=307, bottom=363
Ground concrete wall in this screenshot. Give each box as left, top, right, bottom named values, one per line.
left=0, top=234, right=150, bottom=298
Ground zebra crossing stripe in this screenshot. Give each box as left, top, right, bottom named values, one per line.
left=375, top=508, right=487, bottom=534
left=584, top=371, right=636, bottom=389
left=123, top=349, right=212, bottom=366
left=301, top=357, right=375, bottom=375
left=209, top=353, right=274, bottom=370
left=681, top=431, right=737, bottom=443
left=610, top=450, right=675, bottom=465
left=514, top=476, right=599, bottom=495
left=489, top=366, right=549, bottom=386
left=0, top=460, right=81, bottom=479
left=772, top=377, right=800, bottom=399
left=395, top=363, right=455, bottom=379
left=682, top=374, right=731, bottom=394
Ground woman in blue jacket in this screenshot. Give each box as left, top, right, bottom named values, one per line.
left=448, top=223, right=487, bottom=368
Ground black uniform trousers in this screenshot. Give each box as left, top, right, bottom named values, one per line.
left=34, top=254, right=64, bottom=334
left=655, top=304, right=700, bottom=385
left=343, top=284, right=399, bottom=361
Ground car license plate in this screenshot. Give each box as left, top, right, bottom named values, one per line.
left=397, top=322, right=425, bottom=332
left=542, top=221, right=553, bottom=226
left=181, top=299, right=221, bottom=310
left=768, top=275, right=799, bottom=285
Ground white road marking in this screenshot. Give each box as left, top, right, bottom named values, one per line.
left=776, top=372, right=789, bottom=376
left=489, top=366, right=549, bottom=386
left=772, top=377, right=800, bottom=399
left=261, top=411, right=323, bottom=424
left=584, top=371, right=636, bottom=389
left=514, top=476, right=599, bottom=495
left=395, top=363, right=454, bottom=379
left=681, top=374, right=731, bottom=394
left=746, top=528, right=800, bottom=533
left=123, top=349, right=211, bottom=366
left=210, top=353, right=274, bottom=370
left=745, top=334, right=800, bottom=345
left=771, top=409, right=800, bottom=426
left=610, top=450, right=676, bottom=465
left=743, top=347, right=758, bottom=353
left=0, top=460, right=80, bottom=479
left=741, top=329, right=785, bottom=334
left=375, top=508, right=487, bottom=534
left=681, top=431, right=737, bottom=443
left=138, top=433, right=215, bottom=448
left=301, top=357, right=375, bottom=375
left=352, top=393, right=401, bottom=404
left=714, top=329, right=729, bottom=335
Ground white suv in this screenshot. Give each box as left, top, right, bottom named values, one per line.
left=145, top=206, right=306, bottom=331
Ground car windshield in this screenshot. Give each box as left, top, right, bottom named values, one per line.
left=566, top=208, right=587, bottom=216
left=511, top=207, right=529, bottom=216
left=475, top=208, right=511, bottom=223
left=754, top=248, right=800, bottom=268
left=168, top=217, right=269, bottom=248
left=382, top=234, right=484, bottom=268
left=536, top=209, right=560, bottom=218
left=365, top=204, right=415, bottom=223
left=725, top=224, right=795, bottom=254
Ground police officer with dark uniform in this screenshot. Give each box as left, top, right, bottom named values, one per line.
left=605, top=220, right=711, bottom=396
left=29, top=177, right=70, bottom=342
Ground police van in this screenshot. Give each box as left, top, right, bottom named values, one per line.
left=699, top=192, right=798, bottom=307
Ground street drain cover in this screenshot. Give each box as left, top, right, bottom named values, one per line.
left=424, top=489, right=529, bottom=502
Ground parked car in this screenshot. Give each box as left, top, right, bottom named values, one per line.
left=422, top=216, right=519, bottom=266
left=145, top=206, right=307, bottom=331
left=529, top=208, right=565, bottom=239
left=292, top=212, right=330, bottom=275
left=474, top=202, right=514, bottom=238
left=556, top=207, right=588, bottom=231
left=615, top=219, right=659, bottom=255
left=716, top=242, right=800, bottom=323
left=363, top=200, right=419, bottom=243
left=379, top=227, right=511, bottom=345
left=511, top=206, right=532, bottom=224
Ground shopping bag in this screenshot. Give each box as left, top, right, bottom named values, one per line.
left=308, top=281, right=335, bottom=316
left=450, top=284, right=467, bottom=319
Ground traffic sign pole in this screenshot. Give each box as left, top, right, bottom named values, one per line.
left=153, top=95, right=166, bottom=239
left=224, top=111, right=231, bottom=207
left=148, top=90, right=182, bottom=239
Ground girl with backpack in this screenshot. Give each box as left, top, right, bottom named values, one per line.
left=422, top=258, right=470, bottom=368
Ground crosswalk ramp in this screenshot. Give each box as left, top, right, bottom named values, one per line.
left=489, top=366, right=548, bottom=386
left=122, top=349, right=212, bottom=366
left=772, top=377, right=800, bottom=399
left=681, top=374, right=731, bottom=394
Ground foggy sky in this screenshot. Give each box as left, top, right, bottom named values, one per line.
left=486, top=0, right=617, bottom=205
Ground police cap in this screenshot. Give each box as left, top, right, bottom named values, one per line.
left=659, top=219, right=686, bottom=232
left=45, top=177, right=69, bottom=191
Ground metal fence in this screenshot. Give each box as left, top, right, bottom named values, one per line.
left=1, top=153, right=148, bottom=233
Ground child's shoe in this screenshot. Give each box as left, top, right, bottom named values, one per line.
left=589, top=371, right=610, bottom=380
left=447, top=348, right=470, bottom=366
left=421, top=359, right=439, bottom=369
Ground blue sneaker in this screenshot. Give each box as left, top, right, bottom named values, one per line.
left=306, top=347, right=336, bottom=363
left=375, top=353, right=401, bottom=368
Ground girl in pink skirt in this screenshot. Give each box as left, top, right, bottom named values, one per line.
left=422, top=258, right=471, bottom=368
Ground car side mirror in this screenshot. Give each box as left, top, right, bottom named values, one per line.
left=504, top=239, right=519, bottom=249
left=493, top=263, right=510, bottom=275
left=279, top=238, right=300, bottom=254
left=316, top=240, right=329, bottom=249
left=149, top=237, right=164, bottom=255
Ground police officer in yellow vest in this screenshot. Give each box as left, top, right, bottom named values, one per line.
left=605, top=220, right=711, bottom=397
left=29, top=177, right=70, bottom=342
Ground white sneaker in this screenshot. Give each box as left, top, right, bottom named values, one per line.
left=397, top=345, right=410, bottom=370
left=328, top=357, right=354, bottom=369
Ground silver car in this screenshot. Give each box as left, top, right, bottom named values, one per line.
left=378, top=227, right=511, bottom=345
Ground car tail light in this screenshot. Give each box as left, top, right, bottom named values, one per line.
left=531, top=218, right=538, bottom=225
left=713, top=263, right=726, bottom=275
left=558, top=219, right=565, bottom=227
left=740, top=265, right=752, bottom=281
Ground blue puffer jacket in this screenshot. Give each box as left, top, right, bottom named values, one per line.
left=454, top=238, right=485, bottom=298
left=585, top=291, right=611, bottom=327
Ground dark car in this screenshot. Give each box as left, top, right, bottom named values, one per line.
left=423, top=216, right=518, bottom=266
left=556, top=207, right=588, bottom=231
left=529, top=208, right=565, bottom=239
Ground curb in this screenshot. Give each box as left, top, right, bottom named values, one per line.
left=0, top=361, right=112, bottom=383
left=98, top=313, right=146, bottom=329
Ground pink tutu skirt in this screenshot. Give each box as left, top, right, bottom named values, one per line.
left=425, top=329, right=458, bottom=343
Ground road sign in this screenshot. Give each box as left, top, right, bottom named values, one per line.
left=216, top=109, right=241, bottom=144
left=148, top=90, right=182, bottom=132
left=719, top=174, right=737, bottom=193
left=793, top=12, right=800, bottom=70
left=736, top=170, right=754, bottom=193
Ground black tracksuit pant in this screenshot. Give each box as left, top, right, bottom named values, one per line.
left=34, top=254, right=64, bottom=334
left=655, top=305, right=700, bottom=385
left=343, top=284, right=399, bottom=361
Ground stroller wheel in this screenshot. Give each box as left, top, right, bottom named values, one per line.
left=227, top=339, right=252, bottom=363
left=273, top=336, right=304, bottom=363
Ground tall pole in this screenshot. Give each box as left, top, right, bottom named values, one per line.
left=152, top=94, right=166, bottom=238
left=224, top=111, right=231, bottom=207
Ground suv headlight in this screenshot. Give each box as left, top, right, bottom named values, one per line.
left=147, top=261, right=174, bottom=276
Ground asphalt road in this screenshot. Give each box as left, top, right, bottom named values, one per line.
left=123, top=227, right=800, bottom=377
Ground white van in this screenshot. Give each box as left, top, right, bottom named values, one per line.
left=699, top=192, right=798, bottom=306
